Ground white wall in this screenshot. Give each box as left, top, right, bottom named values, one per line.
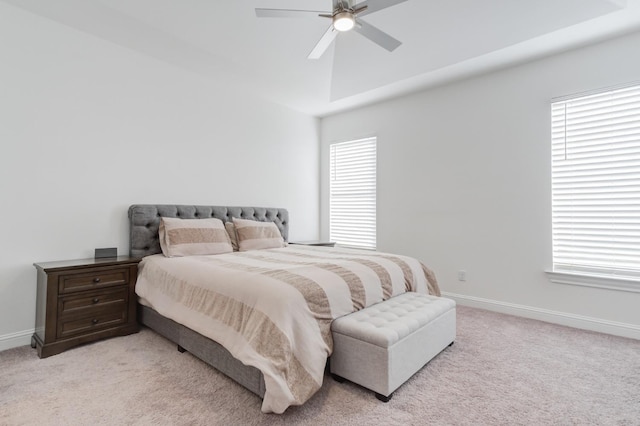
left=0, top=3, right=319, bottom=349
left=321, top=30, right=640, bottom=338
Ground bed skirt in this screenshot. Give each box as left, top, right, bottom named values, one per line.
left=138, top=304, right=266, bottom=398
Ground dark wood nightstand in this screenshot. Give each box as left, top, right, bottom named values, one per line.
left=289, top=240, right=336, bottom=247
left=32, top=256, right=141, bottom=358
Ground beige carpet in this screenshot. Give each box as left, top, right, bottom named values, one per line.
left=1, top=306, right=639, bottom=425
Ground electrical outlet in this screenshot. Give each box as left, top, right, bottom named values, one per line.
left=458, top=270, right=467, bottom=282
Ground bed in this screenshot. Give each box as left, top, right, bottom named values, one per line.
left=128, top=204, right=441, bottom=413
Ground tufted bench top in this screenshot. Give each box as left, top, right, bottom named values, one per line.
left=331, top=292, right=456, bottom=348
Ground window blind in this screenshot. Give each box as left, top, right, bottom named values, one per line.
left=551, top=84, right=640, bottom=280
left=330, top=137, right=376, bottom=249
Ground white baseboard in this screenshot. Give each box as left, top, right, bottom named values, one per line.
left=0, top=329, right=34, bottom=352
left=442, top=292, right=640, bottom=341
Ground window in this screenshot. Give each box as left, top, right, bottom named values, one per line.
left=550, top=83, right=640, bottom=289
left=330, top=137, right=376, bottom=249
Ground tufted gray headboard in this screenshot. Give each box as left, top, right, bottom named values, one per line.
left=128, top=205, right=289, bottom=258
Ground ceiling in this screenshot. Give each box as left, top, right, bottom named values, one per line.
left=4, top=0, right=640, bottom=116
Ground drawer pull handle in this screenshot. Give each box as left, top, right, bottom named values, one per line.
left=93, top=278, right=101, bottom=283
left=92, top=319, right=99, bottom=324
left=92, top=298, right=100, bottom=304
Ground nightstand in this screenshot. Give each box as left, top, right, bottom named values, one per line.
left=289, top=240, right=336, bottom=247
left=32, top=256, right=141, bottom=358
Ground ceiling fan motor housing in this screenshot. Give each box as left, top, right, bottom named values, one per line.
left=333, top=10, right=355, bottom=32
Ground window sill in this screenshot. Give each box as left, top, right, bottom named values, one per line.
left=546, top=270, right=640, bottom=293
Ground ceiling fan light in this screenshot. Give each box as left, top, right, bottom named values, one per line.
left=333, top=12, right=355, bottom=32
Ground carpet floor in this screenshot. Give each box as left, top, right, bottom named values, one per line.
left=1, top=306, right=639, bottom=425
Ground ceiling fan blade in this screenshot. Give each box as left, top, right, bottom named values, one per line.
left=353, top=5, right=368, bottom=15
left=352, top=0, right=408, bottom=18
left=255, top=8, right=326, bottom=18
left=354, top=20, right=401, bottom=52
left=308, top=26, right=338, bottom=59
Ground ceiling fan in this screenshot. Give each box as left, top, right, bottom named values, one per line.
left=255, top=0, right=407, bottom=59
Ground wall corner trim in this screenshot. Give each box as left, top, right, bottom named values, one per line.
left=0, top=329, right=34, bottom=352
left=442, top=292, right=640, bottom=340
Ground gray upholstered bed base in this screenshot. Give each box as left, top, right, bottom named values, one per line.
left=139, top=305, right=266, bottom=397
left=128, top=205, right=289, bottom=399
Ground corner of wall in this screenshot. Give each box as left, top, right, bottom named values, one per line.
left=0, top=329, right=34, bottom=352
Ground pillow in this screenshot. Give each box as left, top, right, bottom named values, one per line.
left=232, top=217, right=286, bottom=251
left=159, top=217, right=233, bottom=257
left=225, top=221, right=239, bottom=252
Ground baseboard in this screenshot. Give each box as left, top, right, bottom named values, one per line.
left=442, top=292, right=640, bottom=341
left=0, top=329, right=34, bottom=352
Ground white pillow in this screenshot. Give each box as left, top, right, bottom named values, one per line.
left=159, top=217, right=233, bottom=257
left=232, top=218, right=286, bottom=251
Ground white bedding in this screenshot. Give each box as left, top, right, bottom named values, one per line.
left=135, top=245, right=440, bottom=413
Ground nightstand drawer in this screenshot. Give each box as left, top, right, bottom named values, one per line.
left=58, top=287, right=128, bottom=317
left=57, top=308, right=128, bottom=339
left=58, top=268, right=129, bottom=294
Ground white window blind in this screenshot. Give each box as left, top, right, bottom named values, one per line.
left=330, top=137, right=376, bottom=249
left=551, top=83, right=640, bottom=280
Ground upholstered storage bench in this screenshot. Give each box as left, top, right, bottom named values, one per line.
left=330, top=292, right=456, bottom=401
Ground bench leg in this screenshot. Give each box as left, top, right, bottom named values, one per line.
left=375, top=392, right=392, bottom=403
left=331, top=373, right=346, bottom=383
left=333, top=373, right=391, bottom=402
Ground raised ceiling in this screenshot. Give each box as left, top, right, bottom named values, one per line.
left=4, top=0, right=640, bottom=116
